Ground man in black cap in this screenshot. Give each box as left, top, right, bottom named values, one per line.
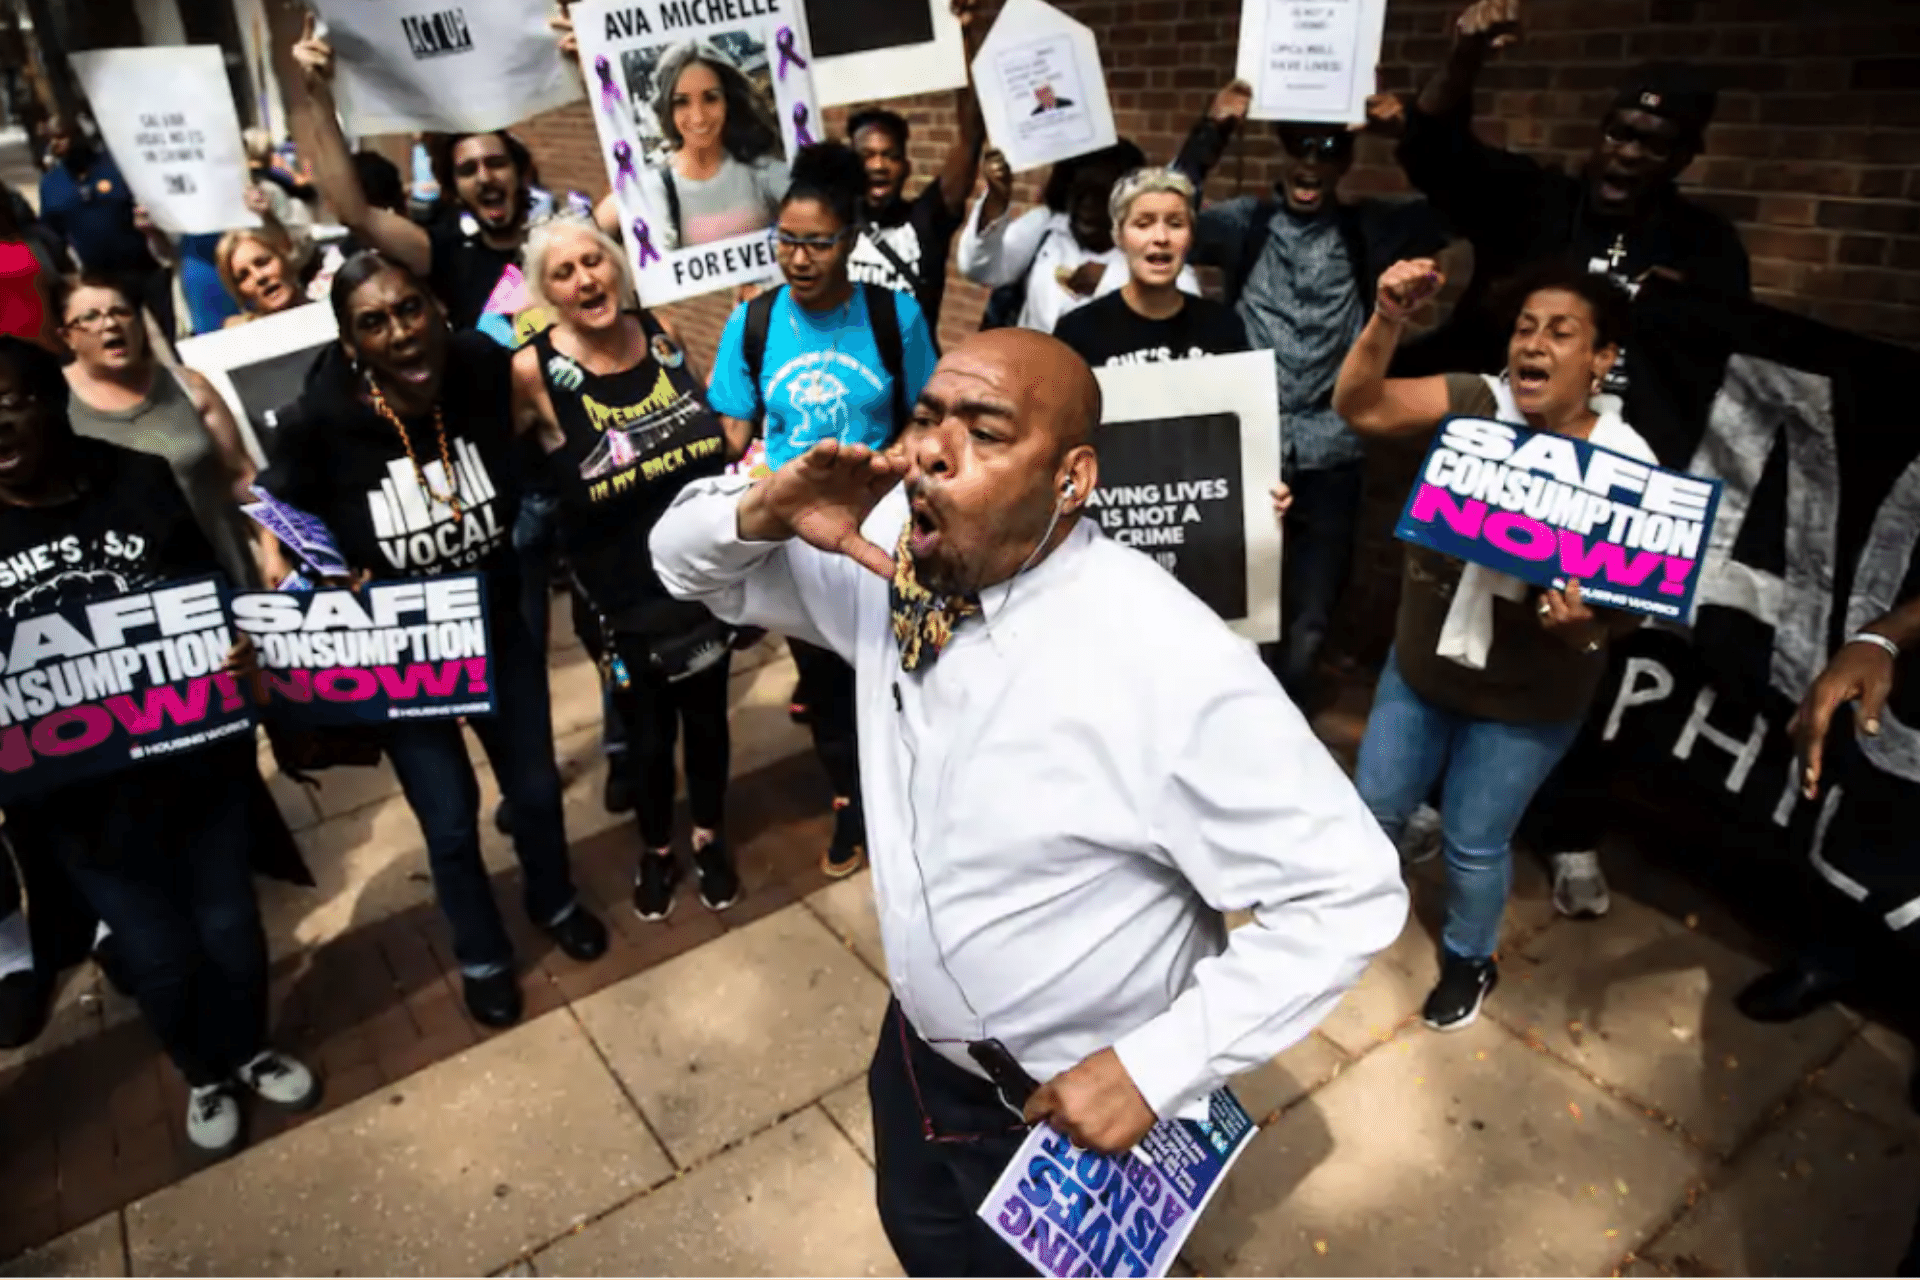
left=1395, top=0, right=1751, bottom=387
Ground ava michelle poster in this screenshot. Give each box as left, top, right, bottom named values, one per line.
left=573, top=0, right=820, bottom=305
left=1091, top=352, right=1283, bottom=643
left=974, top=0, right=1116, bottom=172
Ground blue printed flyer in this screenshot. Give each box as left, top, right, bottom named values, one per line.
left=978, top=1088, right=1255, bottom=1277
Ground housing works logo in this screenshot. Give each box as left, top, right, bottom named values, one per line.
left=401, top=8, right=473, bottom=60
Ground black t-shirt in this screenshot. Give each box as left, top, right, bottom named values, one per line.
left=1053, top=292, right=1249, bottom=368
left=532, top=314, right=728, bottom=627
left=428, top=214, right=527, bottom=334
left=0, top=439, right=219, bottom=615
left=260, top=333, right=521, bottom=605
left=850, top=183, right=964, bottom=337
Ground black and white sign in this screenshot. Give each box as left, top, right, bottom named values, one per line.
left=175, top=304, right=337, bottom=467
left=68, top=47, right=258, bottom=236
left=974, top=0, right=1115, bottom=172
left=1090, top=351, right=1283, bottom=642
left=1235, top=0, right=1388, bottom=124
left=311, top=0, right=584, bottom=134
left=803, top=0, right=967, bottom=107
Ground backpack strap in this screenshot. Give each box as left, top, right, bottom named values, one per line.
left=741, top=286, right=782, bottom=423
left=859, top=224, right=924, bottom=301
left=862, top=282, right=909, bottom=439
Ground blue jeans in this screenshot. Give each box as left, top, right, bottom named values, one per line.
left=1356, top=648, right=1584, bottom=961
left=514, top=488, right=561, bottom=652
left=52, top=745, right=268, bottom=1085
left=383, top=616, right=577, bottom=977
left=1273, top=461, right=1364, bottom=706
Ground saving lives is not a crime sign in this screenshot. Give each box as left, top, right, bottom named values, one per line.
left=1395, top=416, right=1723, bottom=620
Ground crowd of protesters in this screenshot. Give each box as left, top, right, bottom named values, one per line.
left=0, top=0, right=1913, bottom=1272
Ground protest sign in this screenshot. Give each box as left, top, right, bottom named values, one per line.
left=980, top=1089, right=1256, bottom=1277
left=1091, top=352, right=1283, bottom=643
left=1235, top=0, right=1387, bottom=124
left=176, top=304, right=337, bottom=467
left=0, top=577, right=256, bottom=804
left=572, top=0, right=820, bottom=305
left=973, top=0, right=1116, bottom=173
left=310, top=0, right=584, bottom=135
left=1394, top=417, right=1723, bottom=621
left=68, top=47, right=258, bottom=236
left=803, top=0, right=967, bottom=107
left=232, top=575, right=495, bottom=727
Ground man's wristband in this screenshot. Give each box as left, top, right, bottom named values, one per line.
left=1847, top=632, right=1902, bottom=661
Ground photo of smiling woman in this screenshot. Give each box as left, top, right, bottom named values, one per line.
left=631, top=39, right=790, bottom=251
left=255, top=252, right=609, bottom=1030
left=1331, top=257, right=1657, bottom=1035
left=508, top=216, right=752, bottom=923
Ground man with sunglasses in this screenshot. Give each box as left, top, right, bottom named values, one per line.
left=1395, top=0, right=1751, bottom=385
left=1173, top=82, right=1447, bottom=709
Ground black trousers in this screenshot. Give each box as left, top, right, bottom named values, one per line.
left=789, top=638, right=861, bottom=807
left=869, top=999, right=1034, bottom=1277
left=609, top=639, right=731, bottom=850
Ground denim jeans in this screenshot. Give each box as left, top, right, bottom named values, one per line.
left=383, top=615, right=577, bottom=977
left=1356, top=648, right=1584, bottom=961
left=52, top=745, right=269, bottom=1086
left=1273, top=461, right=1365, bottom=707
left=514, top=488, right=561, bottom=652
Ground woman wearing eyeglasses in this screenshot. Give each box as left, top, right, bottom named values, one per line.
left=705, top=143, right=939, bottom=879
left=56, top=274, right=261, bottom=589
left=256, top=251, right=609, bottom=1029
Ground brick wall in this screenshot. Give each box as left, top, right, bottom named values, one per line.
left=495, top=0, right=1919, bottom=665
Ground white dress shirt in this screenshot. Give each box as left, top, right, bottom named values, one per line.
left=956, top=199, right=1201, bottom=335
left=651, top=481, right=1406, bottom=1119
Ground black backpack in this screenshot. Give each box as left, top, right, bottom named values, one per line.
left=741, top=282, right=911, bottom=440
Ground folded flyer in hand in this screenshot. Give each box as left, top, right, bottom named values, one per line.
left=978, top=1088, right=1255, bottom=1277
left=242, top=485, right=350, bottom=582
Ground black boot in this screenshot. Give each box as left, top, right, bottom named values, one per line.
left=1734, top=954, right=1851, bottom=1024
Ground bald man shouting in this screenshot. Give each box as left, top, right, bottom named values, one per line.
left=652, top=330, right=1405, bottom=1276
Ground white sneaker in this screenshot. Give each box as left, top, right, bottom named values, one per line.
left=236, top=1049, right=321, bottom=1112
left=1399, top=804, right=1443, bottom=865
left=1551, top=850, right=1612, bottom=919
left=186, top=1084, right=244, bottom=1156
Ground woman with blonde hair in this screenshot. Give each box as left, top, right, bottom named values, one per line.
left=511, top=215, right=751, bottom=920
left=214, top=198, right=318, bottom=326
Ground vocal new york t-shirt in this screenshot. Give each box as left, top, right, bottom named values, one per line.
left=1053, top=291, right=1249, bottom=368
left=706, top=286, right=938, bottom=471
left=259, top=333, right=520, bottom=598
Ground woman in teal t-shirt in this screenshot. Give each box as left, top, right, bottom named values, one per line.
left=705, top=142, right=938, bottom=879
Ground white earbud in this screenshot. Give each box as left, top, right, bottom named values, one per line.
left=1061, top=480, right=1076, bottom=499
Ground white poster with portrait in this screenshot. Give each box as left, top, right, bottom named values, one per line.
left=1236, top=0, right=1387, bottom=124
left=68, top=46, right=259, bottom=237
left=309, top=0, right=585, bottom=135
left=803, top=0, right=967, bottom=107
left=572, top=0, right=820, bottom=306
left=972, top=0, right=1115, bottom=173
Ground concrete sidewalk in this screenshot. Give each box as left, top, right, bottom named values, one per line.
left=4, top=618, right=1918, bottom=1276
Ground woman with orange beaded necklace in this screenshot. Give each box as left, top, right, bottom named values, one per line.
left=254, top=251, right=609, bottom=1029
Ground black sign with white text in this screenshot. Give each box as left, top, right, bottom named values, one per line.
left=1087, top=413, right=1248, bottom=623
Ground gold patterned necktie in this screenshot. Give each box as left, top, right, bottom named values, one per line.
left=889, top=523, right=981, bottom=673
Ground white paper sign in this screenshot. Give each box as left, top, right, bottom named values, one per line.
left=68, top=47, right=258, bottom=238
left=973, top=0, right=1115, bottom=173
left=572, top=0, right=820, bottom=305
left=311, top=0, right=584, bottom=135
left=177, top=304, right=339, bottom=467
left=804, top=0, right=967, bottom=108
left=1092, top=351, right=1284, bottom=643
left=1236, top=0, right=1387, bottom=124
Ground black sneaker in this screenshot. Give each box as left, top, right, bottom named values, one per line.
left=543, top=905, right=609, bottom=962
left=462, top=970, right=524, bottom=1029
left=603, top=755, right=636, bottom=815
left=493, top=799, right=513, bottom=836
left=821, top=799, right=866, bottom=879
left=633, top=853, right=680, bottom=922
left=693, top=839, right=742, bottom=912
left=1423, top=954, right=1497, bottom=1032
left=0, top=969, right=54, bottom=1050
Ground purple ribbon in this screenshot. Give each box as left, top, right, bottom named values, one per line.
left=792, top=102, right=814, bottom=148
left=611, top=140, right=637, bottom=190
left=595, top=55, right=622, bottom=111
left=773, top=26, right=808, bottom=81
left=631, top=217, right=661, bottom=267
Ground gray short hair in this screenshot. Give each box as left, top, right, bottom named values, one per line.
left=521, top=215, right=637, bottom=313
left=1108, top=166, right=1196, bottom=229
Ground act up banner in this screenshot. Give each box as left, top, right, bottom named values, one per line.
left=232, top=575, right=495, bottom=728
left=68, top=46, right=259, bottom=236
left=1394, top=417, right=1723, bottom=621
left=0, top=577, right=256, bottom=804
